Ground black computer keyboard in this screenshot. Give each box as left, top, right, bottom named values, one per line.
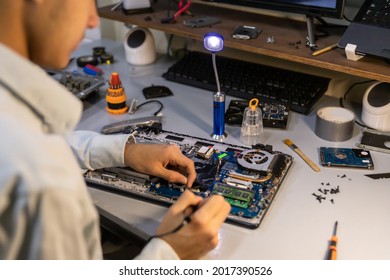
left=162, top=51, right=330, bottom=114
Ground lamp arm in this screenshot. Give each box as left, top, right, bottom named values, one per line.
left=212, top=53, right=221, bottom=94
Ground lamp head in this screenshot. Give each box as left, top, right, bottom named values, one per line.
left=204, top=32, right=224, bottom=53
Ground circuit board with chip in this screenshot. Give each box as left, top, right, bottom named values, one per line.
left=50, top=70, right=105, bottom=100
left=225, top=99, right=289, bottom=129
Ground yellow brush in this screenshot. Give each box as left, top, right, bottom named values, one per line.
left=283, top=138, right=320, bottom=172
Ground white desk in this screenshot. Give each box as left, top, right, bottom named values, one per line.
left=75, top=39, right=390, bottom=260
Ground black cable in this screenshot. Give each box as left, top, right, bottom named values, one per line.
left=137, top=100, right=164, bottom=116
left=167, top=34, right=174, bottom=57
left=343, top=79, right=374, bottom=100
left=339, top=80, right=375, bottom=129
left=338, top=97, right=368, bottom=127
left=314, top=17, right=348, bottom=40
left=343, top=0, right=358, bottom=22
left=167, top=0, right=172, bottom=17
left=343, top=14, right=353, bottom=22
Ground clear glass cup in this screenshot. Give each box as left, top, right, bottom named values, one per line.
left=240, top=98, right=264, bottom=146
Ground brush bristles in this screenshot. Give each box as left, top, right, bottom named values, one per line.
left=283, top=139, right=293, bottom=146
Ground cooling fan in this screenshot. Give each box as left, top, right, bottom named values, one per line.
left=237, top=149, right=275, bottom=173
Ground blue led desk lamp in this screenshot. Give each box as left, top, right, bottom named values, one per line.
left=204, top=32, right=227, bottom=141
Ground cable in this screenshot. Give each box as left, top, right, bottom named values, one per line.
left=173, top=0, right=192, bottom=21
left=167, top=34, right=174, bottom=57
left=162, top=0, right=192, bottom=23
left=343, top=79, right=374, bottom=100
left=343, top=0, right=358, bottom=22
left=146, top=208, right=193, bottom=243
left=339, top=80, right=374, bottom=128
left=339, top=97, right=369, bottom=128
left=137, top=100, right=164, bottom=116
left=314, top=17, right=348, bottom=40
left=343, top=14, right=353, bottom=22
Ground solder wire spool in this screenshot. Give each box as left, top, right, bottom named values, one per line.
left=100, top=53, right=114, bottom=64
left=76, top=55, right=99, bottom=67
left=106, top=72, right=129, bottom=114
left=93, top=46, right=106, bottom=58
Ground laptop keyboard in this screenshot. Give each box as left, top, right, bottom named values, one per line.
left=356, top=0, right=390, bottom=28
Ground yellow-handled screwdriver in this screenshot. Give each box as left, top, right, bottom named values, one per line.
left=327, top=221, right=338, bottom=260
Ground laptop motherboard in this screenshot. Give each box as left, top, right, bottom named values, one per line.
left=85, top=127, right=293, bottom=228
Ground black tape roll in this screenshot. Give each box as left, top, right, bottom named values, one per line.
left=100, top=53, right=114, bottom=64
left=92, top=46, right=106, bottom=58
left=76, top=55, right=99, bottom=67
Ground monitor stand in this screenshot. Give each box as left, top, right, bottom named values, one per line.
left=306, top=15, right=316, bottom=50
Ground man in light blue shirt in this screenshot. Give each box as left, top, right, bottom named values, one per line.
left=0, top=0, right=230, bottom=260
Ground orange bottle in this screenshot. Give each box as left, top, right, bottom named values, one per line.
left=106, top=72, right=128, bottom=114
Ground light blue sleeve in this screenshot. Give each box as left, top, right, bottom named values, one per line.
left=66, top=130, right=129, bottom=171
left=135, top=238, right=180, bottom=260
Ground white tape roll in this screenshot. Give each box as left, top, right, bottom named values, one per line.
left=315, top=107, right=355, bottom=142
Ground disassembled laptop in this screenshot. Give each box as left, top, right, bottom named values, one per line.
left=85, top=125, right=293, bottom=228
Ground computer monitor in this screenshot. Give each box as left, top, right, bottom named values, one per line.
left=204, top=0, right=345, bottom=48
left=204, top=0, right=345, bottom=19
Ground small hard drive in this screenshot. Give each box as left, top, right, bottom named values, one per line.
left=232, top=25, right=262, bottom=40
left=320, top=147, right=374, bottom=169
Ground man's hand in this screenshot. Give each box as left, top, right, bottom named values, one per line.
left=124, top=143, right=196, bottom=187
left=157, top=190, right=231, bottom=260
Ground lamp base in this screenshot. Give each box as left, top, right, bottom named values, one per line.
left=211, top=132, right=227, bottom=142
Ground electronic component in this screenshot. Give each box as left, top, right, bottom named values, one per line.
left=195, top=146, right=214, bottom=159
left=143, top=85, right=173, bottom=99
left=232, top=25, right=261, bottom=40
left=85, top=128, right=293, bottom=229
left=225, top=99, right=289, bottom=129
left=320, top=147, right=374, bottom=169
left=358, top=129, right=390, bottom=154
left=237, top=149, right=274, bottom=174
left=223, top=177, right=253, bottom=189
left=52, top=71, right=105, bottom=100
left=212, top=183, right=254, bottom=209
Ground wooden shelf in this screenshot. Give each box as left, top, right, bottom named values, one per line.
left=99, top=2, right=390, bottom=82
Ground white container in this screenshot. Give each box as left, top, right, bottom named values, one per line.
left=123, top=27, right=156, bottom=65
